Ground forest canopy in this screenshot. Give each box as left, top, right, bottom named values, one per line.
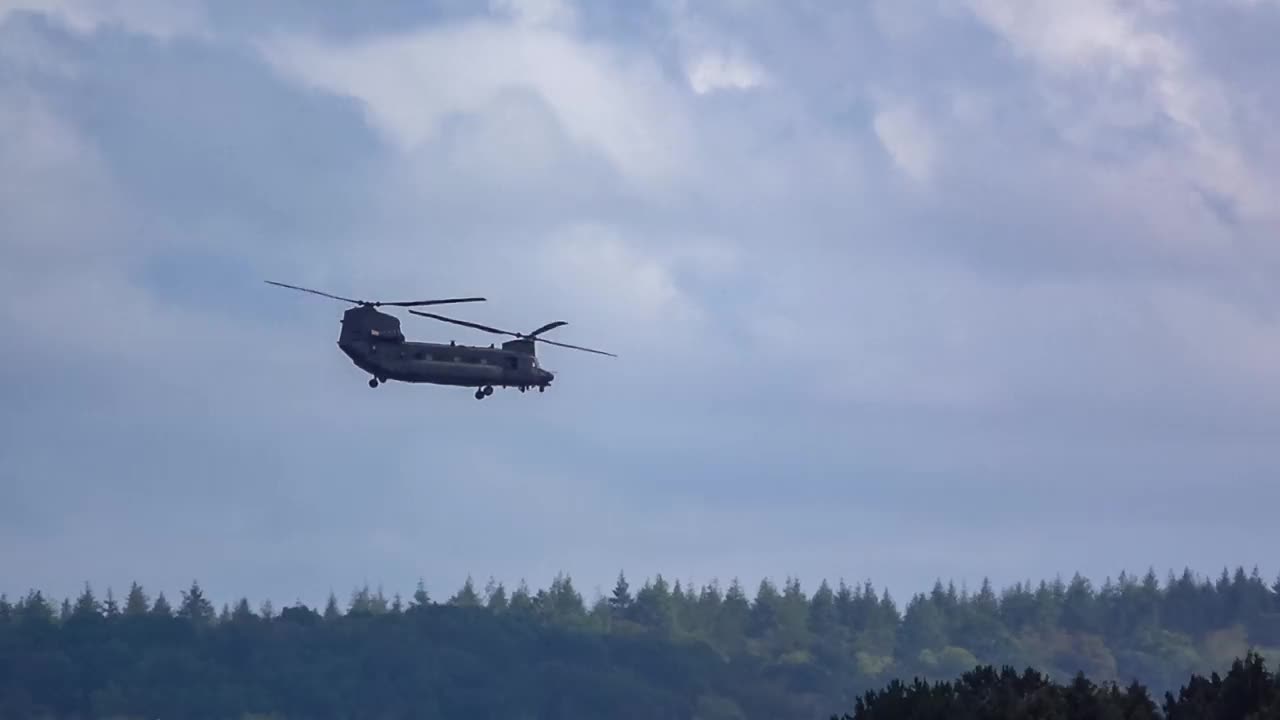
left=2, top=566, right=1279, bottom=718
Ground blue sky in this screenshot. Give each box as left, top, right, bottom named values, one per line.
left=2, top=0, right=1279, bottom=609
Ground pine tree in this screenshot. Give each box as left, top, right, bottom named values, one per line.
left=486, top=580, right=509, bottom=612
left=233, top=598, right=255, bottom=622
left=974, top=578, right=998, bottom=618
left=899, top=594, right=947, bottom=657
left=713, top=579, right=750, bottom=653
left=20, top=590, right=56, bottom=625
left=545, top=573, right=585, bottom=625
left=124, top=582, right=149, bottom=616
left=508, top=580, right=536, bottom=618
left=103, top=588, right=119, bottom=618
left=323, top=592, right=341, bottom=620
left=485, top=577, right=508, bottom=612
left=449, top=576, right=482, bottom=607
left=747, top=578, right=781, bottom=639
left=151, top=592, right=173, bottom=617
left=809, top=579, right=838, bottom=635
left=178, top=581, right=215, bottom=625
left=72, top=582, right=101, bottom=620
left=411, top=579, right=431, bottom=608
left=349, top=585, right=374, bottom=615
left=608, top=571, right=633, bottom=614
left=633, top=575, right=676, bottom=634
left=694, top=581, right=724, bottom=638
left=588, top=595, right=612, bottom=631
left=775, top=577, right=811, bottom=650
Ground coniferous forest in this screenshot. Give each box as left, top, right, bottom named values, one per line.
left=3, top=567, right=1280, bottom=719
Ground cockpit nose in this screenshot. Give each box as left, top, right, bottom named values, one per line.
left=540, top=369, right=554, bottom=384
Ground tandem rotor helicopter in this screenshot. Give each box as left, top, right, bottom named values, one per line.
left=265, top=280, right=616, bottom=400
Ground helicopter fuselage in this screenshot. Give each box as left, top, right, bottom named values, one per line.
left=337, top=305, right=554, bottom=392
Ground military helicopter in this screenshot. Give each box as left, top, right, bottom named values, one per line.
left=266, top=280, right=615, bottom=399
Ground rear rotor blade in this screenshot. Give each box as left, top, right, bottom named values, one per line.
left=264, top=280, right=362, bottom=304
left=410, top=310, right=615, bottom=356
left=535, top=337, right=617, bottom=357
left=526, top=321, right=568, bottom=338
left=408, top=310, right=518, bottom=337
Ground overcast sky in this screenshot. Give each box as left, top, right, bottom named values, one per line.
left=3, top=0, right=1279, bottom=610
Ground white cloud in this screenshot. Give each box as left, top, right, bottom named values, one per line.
left=535, top=223, right=703, bottom=338
left=260, top=19, right=696, bottom=190
left=686, top=50, right=767, bottom=94
left=487, top=0, right=576, bottom=29
left=872, top=102, right=936, bottom=183
left=965, top=0, right=1279, bottom=224
left=0, top=0, right=206, bottom=39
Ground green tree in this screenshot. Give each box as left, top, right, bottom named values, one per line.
left=411, top=579, right=431, bottom=608
left=898, top=595, right=946, bottom=658
left=632, top=575, right=676, bottom=634
left=747, top=579, right=781, bottom=640
left=544, top=573, right=585, bottom=625
left=608, top=571, right=633, bottom=614
left=809, top=580, right=838, bottom=637
left=151, top=592, right=172, bottom=617
left=449, top=576, right=482, bottom=607
left=71, top=583, right=101, bottom=620
left=123, top=582, right=149, bottom=616
left=178, top=581, right=215, bottom=625
left=323, top=592, right=341, bottom=620
left=485, top=578, right=508, bottom=612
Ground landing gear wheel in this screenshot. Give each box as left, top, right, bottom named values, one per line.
left=538, top=385, right=545, bottom=393
left=483, top=385, right=494, bottom=396
left=475, top=389, right=485, bottom=400
left=369, top=378, right=379, bottom=388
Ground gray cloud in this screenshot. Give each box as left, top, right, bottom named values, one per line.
left=2, top=0, right=1278, bottom=609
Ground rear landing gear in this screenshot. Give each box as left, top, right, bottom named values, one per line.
left=474, top=385, right=494, bottom=400
left=369, top=378, right=379, bottom=388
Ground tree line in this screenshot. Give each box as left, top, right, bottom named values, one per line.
left=2, top=566, right=1279, bottom=718
left=841, top=651, right=1280, bottom=719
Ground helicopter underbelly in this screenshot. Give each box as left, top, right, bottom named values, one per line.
left=409, top=360, right=503, bottom=386
left=340, top=342, right=512, bottom=386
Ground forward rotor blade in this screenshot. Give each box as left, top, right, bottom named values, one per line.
left=264, top=280, right=361, bottom=304
left=525, top=320, right=568, bottom=338
left=408, top=310, right=518, bottom=337
left=381, top=297, right=487, bottom=307
left=535, top=337, right=617, bottom=357
left=266, top=280, right=485, bottom=307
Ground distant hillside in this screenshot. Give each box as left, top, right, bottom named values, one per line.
left=2, top=567, right=1278, bottom=718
